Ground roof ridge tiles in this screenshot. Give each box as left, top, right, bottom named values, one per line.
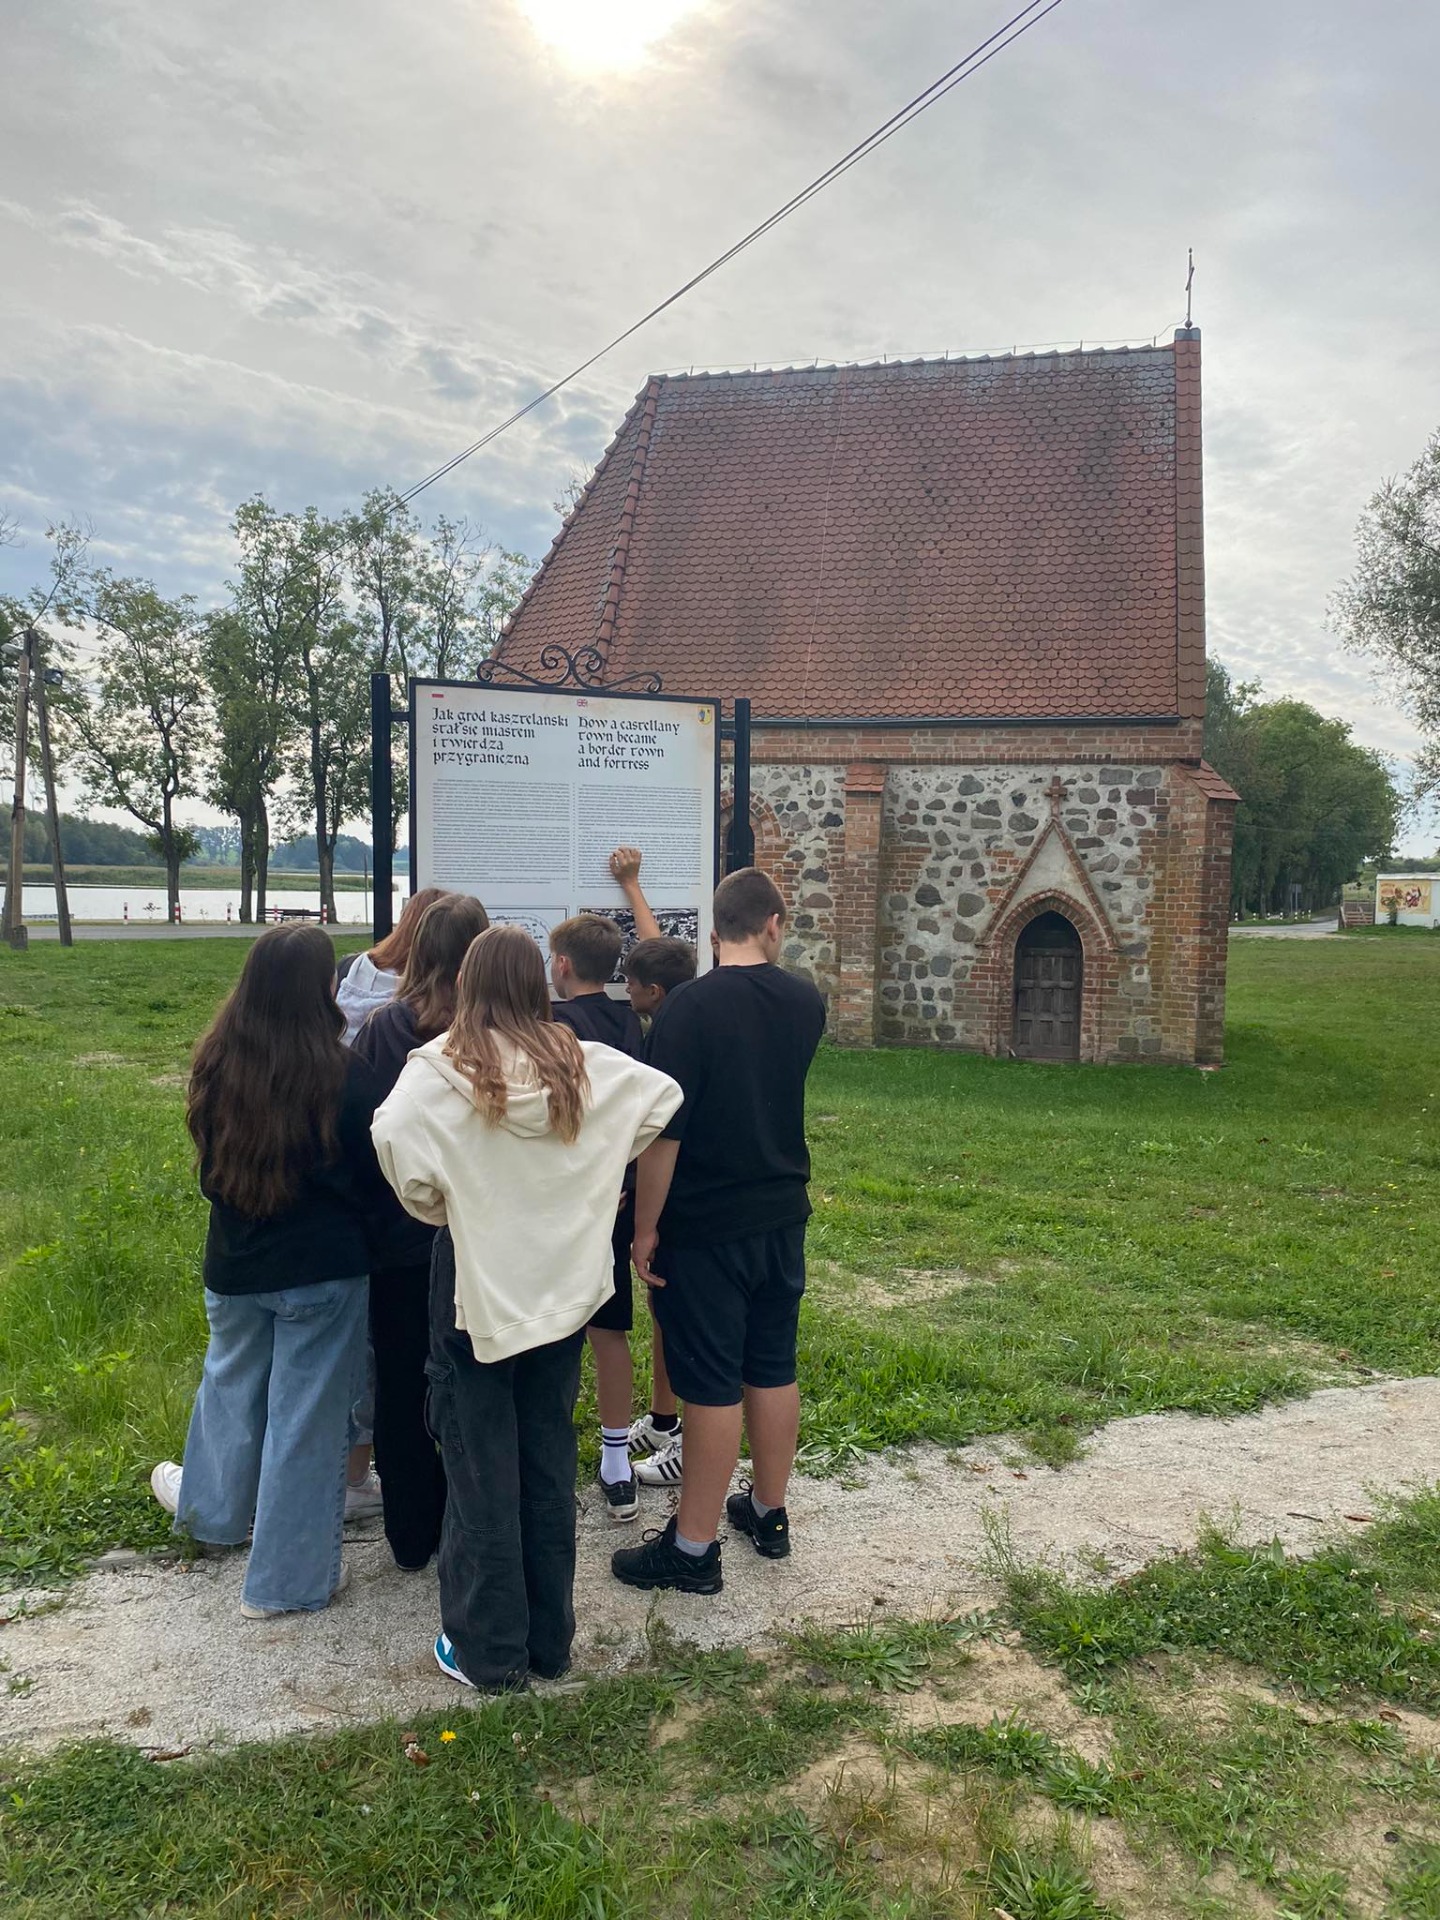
left=653, top=341, right=1169, bottom=386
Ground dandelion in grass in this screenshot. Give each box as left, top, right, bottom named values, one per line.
left=440, top=1730, right=457, bottom=1743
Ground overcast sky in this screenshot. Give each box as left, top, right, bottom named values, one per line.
left=3, top=0, right=1436, bottom=849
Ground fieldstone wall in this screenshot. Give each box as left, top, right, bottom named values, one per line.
left=748, top=763, right=846, bottom=998
left=727, top=727, right=1234, bottom=1064
left=876, top=760, right=1169, bottom=1050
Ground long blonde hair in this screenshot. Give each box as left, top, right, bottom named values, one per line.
left=444, top=925, right=590, bottom=1144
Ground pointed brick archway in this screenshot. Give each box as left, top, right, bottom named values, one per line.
left=974, top=886, right=1119, bottom=1063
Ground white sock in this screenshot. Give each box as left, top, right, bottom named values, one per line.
left=675, top=1528, right=713, bottom=1557
left=600, top=1427, right=632, bottom=1485
left=749, top=1492, right=774, bottom=1519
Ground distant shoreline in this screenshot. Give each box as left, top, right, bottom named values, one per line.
left=20, top=864, right=390, bottom=893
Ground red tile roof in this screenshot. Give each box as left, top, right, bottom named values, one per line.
left=499, top=344, right=1195, bottom=720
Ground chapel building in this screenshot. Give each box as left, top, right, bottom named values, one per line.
left=497, top=328, right=1236, bottom=1064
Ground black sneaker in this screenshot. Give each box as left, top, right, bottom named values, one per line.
left=726, top=1487, right=791, bottom=1559
left=597, top=1470, right=640, bottom=1524
left=611, top=1516, right=723, bottom=1594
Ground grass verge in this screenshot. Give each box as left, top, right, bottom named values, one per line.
left=11, top=1488, right=1440, bottom=1915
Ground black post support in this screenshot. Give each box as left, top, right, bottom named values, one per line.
left=370, top=672, right=395, bottom=942
left=727, top=696, right=754, bottom=872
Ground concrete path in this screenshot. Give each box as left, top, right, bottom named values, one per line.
left=3, top=1376, right=1438, bottom=1758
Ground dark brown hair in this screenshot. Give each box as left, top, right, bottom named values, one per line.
left=445, top=926, right=590, bottom=1145
left=549, top=913, right=623, bottom=986
left=398, top=894, right=491, bottom=1038
left=713, top=867, right=787, bottom=942
left=368, top=886, right=450, bottom=974
left=188, top=925, right=347, bottom=1217
left=622, top=935, right=697, bottom=995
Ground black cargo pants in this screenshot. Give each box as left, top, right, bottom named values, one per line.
left=426, top=1230, right=584, bottom=1689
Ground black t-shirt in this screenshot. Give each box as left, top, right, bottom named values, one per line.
left=645, top=963, right=827, bottom=1247
left=552, top=992, right=643, bottom=1059
left=352, top=999, right=439, bottom=1268
left=201, top=1052, right=389, bottom=1294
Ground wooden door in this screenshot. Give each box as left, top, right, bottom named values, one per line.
left=1012, top=914, right=1082, bottom=1060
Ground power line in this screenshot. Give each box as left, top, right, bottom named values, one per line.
left=397, top=0, right=1068, bottom=506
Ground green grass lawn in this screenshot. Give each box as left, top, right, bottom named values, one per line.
left=3, top=930, right=1440, bottom=1917
left=0, top=930, right=1436, bottom=1582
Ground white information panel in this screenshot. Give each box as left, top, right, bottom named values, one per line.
left=410, top=680, right=720, bottom=976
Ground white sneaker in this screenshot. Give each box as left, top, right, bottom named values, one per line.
left=627, top=1414, right=682, bottom=1457
left=634, top=1433, right=683, bottom=1486
left=150, top=1461, right=183, bottom=1515
left=344, top=1469, right=383, bottom=1520
left=241, top=1562, right=350, bottom=1620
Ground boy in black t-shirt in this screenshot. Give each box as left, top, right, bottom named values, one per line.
left=611, top=868, right=826, bottom=1595
left=550, top=912, right=646, bottom=1522
left=621, top=931, right=698, bottom=1483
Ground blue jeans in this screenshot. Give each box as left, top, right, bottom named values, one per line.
left=177, top=1278, right=368, bottom=1613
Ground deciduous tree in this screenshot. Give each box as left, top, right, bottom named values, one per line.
left=1333, top=429, right=1440, bottom=799
left=202, top=606, right=292, bottom=922
left=70, top=576, right=206, bottom=921
left=1206, top=660, right=1400, bottom=914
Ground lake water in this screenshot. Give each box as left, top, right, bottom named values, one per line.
left=6, top=883, right=410, bottom=926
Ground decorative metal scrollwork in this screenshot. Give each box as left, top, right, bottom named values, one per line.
left=476, top=644, right=663, bottom=696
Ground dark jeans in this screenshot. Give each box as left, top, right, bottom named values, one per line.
left=427, top=1230, right=585, bottom=1689
left=370, top=1261, right=447, bottom=1569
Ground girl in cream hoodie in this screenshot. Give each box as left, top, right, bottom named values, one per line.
left=371, top=922, right=681, bottom=1692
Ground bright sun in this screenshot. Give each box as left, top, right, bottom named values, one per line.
left=517, top=0, right=704, bottom=69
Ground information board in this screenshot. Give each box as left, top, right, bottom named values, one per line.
left=410, top=680, right=720, bottom=973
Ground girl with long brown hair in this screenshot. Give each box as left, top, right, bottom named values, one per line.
left=351, top=892, right=490, bottom=1570
left=150, top=925, right=386, bottom=1617
left=372, top=924, right=681, bottom=1691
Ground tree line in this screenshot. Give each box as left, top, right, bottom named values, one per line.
left=18, top=815, right=380, bottom=874
left=1, top=496, right=531, bottom=924
left=1204, top=660, right=1400, bottom=916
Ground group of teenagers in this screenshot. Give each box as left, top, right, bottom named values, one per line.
left=151, top=848, right=827, bottom=1692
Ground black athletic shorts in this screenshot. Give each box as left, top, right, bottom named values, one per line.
left=650, top=1223, right=806, bottom=1406
left=588, top=1193, right=635, bottom=1333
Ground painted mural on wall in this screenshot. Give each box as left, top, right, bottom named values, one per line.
left=1378, top=879, right=1432, bottom=916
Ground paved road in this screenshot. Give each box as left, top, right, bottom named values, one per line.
left=1228, top=917, right=1339, bottom=940
left=12, top=923, right=371, bottom=944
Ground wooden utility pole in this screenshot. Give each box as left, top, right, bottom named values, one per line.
left=2, top=627, right=33, bottom=951
left=33, top=646, right=72, bottom=947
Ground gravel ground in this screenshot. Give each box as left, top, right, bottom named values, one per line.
left=4, top=1375, right=1439, bottom=1759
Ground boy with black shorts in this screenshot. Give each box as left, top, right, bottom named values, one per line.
left=548, top=912, right=645, bottom=1523
left=611, top=868, right=826, bottom=1595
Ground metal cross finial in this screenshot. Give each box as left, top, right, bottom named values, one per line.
left=1185, top=248, right=1195, bottom=330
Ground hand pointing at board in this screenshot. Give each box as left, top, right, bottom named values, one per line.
left=609, top=848, right=661, bottom=941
